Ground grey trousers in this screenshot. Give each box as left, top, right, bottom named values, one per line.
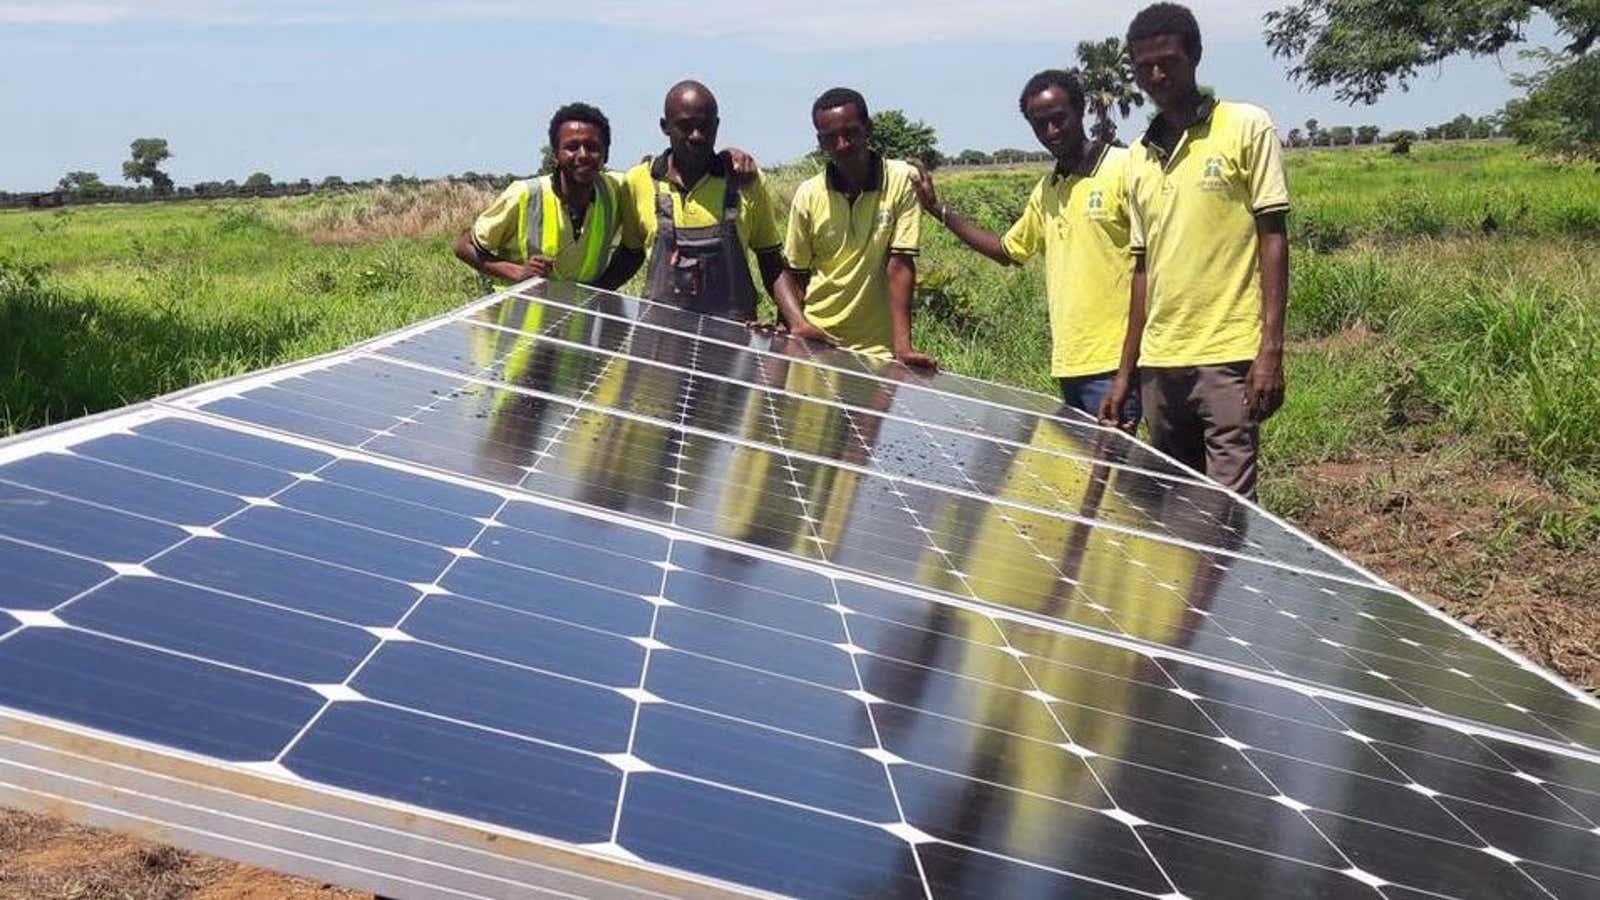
left=1140, top=361, right=1260, bottom=500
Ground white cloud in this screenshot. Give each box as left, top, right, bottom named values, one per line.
left=0, top=1, right=1278, bottom=46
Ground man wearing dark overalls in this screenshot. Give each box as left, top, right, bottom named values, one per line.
left=607, top=80, right=809, bottom=326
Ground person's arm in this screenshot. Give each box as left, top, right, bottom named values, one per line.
left=758, top=249, right=837, bottom=344
left=887, top=254, right=934, bottom=368
left=1098, top=256, right=1146, bottom=430
left=455, top=183, right=550, bottom=284
left=1243, top=112, right=1292, bottom=422
left=592, top=247, right=644, bottom=291
left=1246, top=212, right=1288, bottom=421
left=454, top=230, right=550, bottom=283
left=909, top=163, right=1016, bottom=266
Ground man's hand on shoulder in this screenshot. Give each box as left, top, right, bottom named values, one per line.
left=908, top=162, right=939, bottom=213
left=721, top=147, right=760, bottom=187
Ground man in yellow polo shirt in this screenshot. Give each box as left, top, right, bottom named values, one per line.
left=603, top=80, right=804, bottom=324
left=1102, top=3, right=1290, bottom=500
left=909, top=69, right=1138, bottom=421
left=454, top=102, right=629, bottom=289
left=784, top=87, right=936, bottom=365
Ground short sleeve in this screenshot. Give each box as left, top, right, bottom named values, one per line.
left=1246, top=115, right=1290, bottom=215
left=471, top=183, right=527, bottom=260
left=742, top=171, right=783, bottom=252
left=1000, top=179, right=1047, bottom=263
left=618, top=165, right=650, bottom=251
left=783, top=184, right=813, bottom=271
left=1126, top=162, right=1147, bottom=254
left=888, top=172, right=920, bottom=256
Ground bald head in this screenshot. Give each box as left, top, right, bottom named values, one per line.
left=661, top=79, right=720, bottom=171
left=664, top=79, right=718, bottom=118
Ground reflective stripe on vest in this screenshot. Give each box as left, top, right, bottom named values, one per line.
left=521, top=174, right=615, bottom=282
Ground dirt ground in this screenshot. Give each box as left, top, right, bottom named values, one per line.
left=2, top=448, right=1595, bottom=898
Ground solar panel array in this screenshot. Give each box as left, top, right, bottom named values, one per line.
left=0, top=280, right=1596, bottom=899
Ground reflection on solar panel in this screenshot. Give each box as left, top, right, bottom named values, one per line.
left=1, top=281, right=1596, bottom=899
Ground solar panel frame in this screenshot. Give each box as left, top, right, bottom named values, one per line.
left=1, top=280, right=1598, bottom=900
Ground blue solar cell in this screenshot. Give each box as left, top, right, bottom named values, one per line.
left=0, top=482, right=184, bottom=561
left=148, top=538, right=418, bottom=626
left=135, top=418, right=334, bottom=472
left=0, top=539, right=110, bottom=609
left=663, top=569, right=845, bottom=643
left=0, top=611, right=17, bottom=637
left=317, top=459, right=501, bottom=519
left=619, top=772, right=926, bottom=899
left=0, top=628, right=319, bottom=760
left=59, top=577, right=375, bottom=683
left=473, top=526, right=664, bottom=596
left=218, top=505, right=453, bottom=585
left=351, top=642, right=634, bottom=753
left=892, top=763, right=1171, bottom=893
left=632, top=704, right=898, bottom=821
left=274, top=479, right=483, bottom=547
left=203, top=396, right=375, bottom=446
left=438, top=556, right=654, bottom=636
left=670, top=541, right=836, bottom=602
left=645, top=650, right=874, bottom=747
left=73, top=432, right=298, bottom=496
left=0, top=452, right=246, bottom=525
left=283, top=701, right=619, bottom=843
left=495, top=499, right=669, bottom=562
left=402, top=595, right=645, bottom=687
left=654, top=606, right=858, bottom=689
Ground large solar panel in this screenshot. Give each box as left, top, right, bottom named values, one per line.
left=1, top=281, right=1597, bottom=899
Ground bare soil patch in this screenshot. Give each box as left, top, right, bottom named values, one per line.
left=0, top=808, right=364, bottom=900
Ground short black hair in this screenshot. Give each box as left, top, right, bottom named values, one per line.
left=1126, top=2, right=1203, bottom=63
left=1018, top=69, right=1085, bottom=117
left=812, top=87, right=869, bottom=125
left=548, top=102, right=611, bottom=151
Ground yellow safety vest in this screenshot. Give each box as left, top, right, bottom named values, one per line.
left=514, top=174, right=619, bottom=283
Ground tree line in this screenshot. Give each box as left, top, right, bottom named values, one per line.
left=9, top=2, right=1594, bottom=209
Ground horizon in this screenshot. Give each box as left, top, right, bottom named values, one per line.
left=0, top=2, right=1557, bottom=193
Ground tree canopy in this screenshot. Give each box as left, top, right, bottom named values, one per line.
left=869, top=110, right=941, bottom=168
left=122, top=138, right=173, bottom=194
left=1265, top=0, right=1600, bottom=104
left=1503, top=49, right=1600, bottom=159
left=1075, top=37, right=1144, bottom=144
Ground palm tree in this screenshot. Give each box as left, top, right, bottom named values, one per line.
left=1075, top=38, right=1144, bottom=145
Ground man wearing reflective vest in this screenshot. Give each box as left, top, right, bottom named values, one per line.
left=454, top=102, right=629, bottom=289
left=604, top=80, right=810, bottom=327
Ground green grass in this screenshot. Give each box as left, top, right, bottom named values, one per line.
left=0, top=201, right=476, bottom=431
left=2, top=140, right=1597, bottom=502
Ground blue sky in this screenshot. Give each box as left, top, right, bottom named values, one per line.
left=0, top=1, right=1556, bottom=192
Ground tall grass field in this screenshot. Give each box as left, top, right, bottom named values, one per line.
left=2, top=141, right=1597, bottom=510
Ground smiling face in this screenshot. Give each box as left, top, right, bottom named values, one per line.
left=553, top=120, right=606, bottom=186
left=1130, top=32, right=1198, bottom=112
left=1022, top=85, right=1085, bottom=164
left=661, top=87, right=719, bottom=172
left=814, top=101, right=871, bottom=170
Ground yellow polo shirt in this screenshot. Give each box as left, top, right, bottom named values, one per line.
left=1126, top=100, right=1290, bottom=367
left=1002, top=145, right=1133, bottom=378
left=784, top=156, right=921, bottom=357
left=618, top=152, right=782, bottom=297
left=470, top=172, right=626, bottom=283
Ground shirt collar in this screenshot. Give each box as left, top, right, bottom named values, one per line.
left=824, top=152, right=885, bottom=194
left=650, top=148, right=727, bottom=185
left=1139, top=95, right=1217, bottom=160
left=1051, top=141, right=1110, bottom=182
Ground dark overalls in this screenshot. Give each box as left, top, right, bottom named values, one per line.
left=643, top=164, right=759, bottom=322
